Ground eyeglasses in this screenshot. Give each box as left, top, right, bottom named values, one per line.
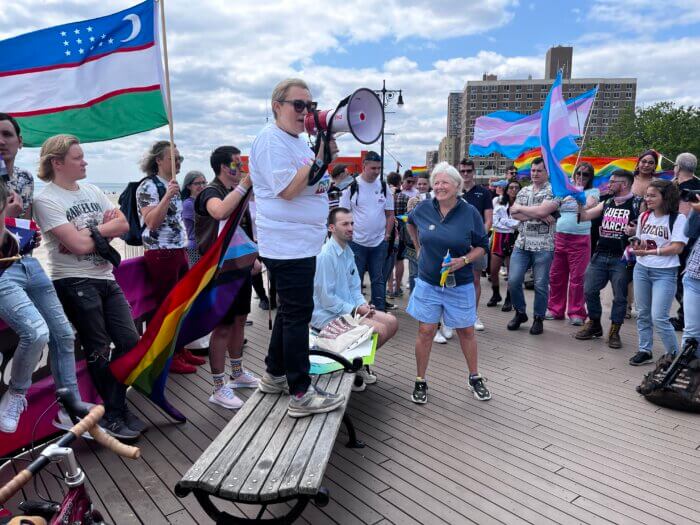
left=190, top=180, right=206, bottom=187
left=280, top=99, right=318, bottom=113
left=459, top=169, right=474, bottom=174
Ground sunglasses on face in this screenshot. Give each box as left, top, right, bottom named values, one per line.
left=576, top=171, right=591, bottom=177
left=281, top=99, right=318, bottom=113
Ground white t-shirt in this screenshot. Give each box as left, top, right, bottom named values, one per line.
left=33, top=182, right=115, bottom=280
left=340, top=176, right=394, bottom=248
left=249, top=123, right=330, bottom=259
left=401, top=188, right=419, bottom=199
left=636, top=212, right=688, bottom=268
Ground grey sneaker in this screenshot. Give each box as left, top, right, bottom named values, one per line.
left=287, top=385, right=345, bottom=418
left=258, top=372, right=289, bottom=394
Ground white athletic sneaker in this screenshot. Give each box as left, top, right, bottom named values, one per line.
left=227, top=369, right=260, bottom=389
left=0, top=390, right=27, bottom=433
left=357, top=366, right=377, bottom=385
left=440, top=326, right=454, bottom=340
left=474, top=318, right=485, bottom=331
left=433, top=331, right=447, bottom=344
left=499, top=266, right=508, bottom=277
left=209, top=386, right=244, bottom=409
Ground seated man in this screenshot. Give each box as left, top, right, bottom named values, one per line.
left=312, top=207, right=398, bottom=388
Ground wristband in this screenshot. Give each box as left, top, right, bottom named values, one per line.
left=235, top=185, right=247, bottom=197
left=656, top=247, right=660, bottom=256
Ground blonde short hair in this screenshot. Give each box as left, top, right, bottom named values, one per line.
left=271, top=78, right=310, bottom=119
left=429, top=161, right=463, bottom=193
left=38, top=134, right=80, bottom=182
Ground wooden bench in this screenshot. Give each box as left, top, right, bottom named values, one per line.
left=175, top=352, right=365, bottom=524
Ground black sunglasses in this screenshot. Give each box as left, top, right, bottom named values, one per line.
left=576, top=171, right=591, bottom=177
left=280, top=99, right=318, bottom=113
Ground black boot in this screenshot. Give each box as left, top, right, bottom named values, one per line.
left=487, top=287, right=502, bottom=307
left=529, top=316, right=544, bottom=335
left=507, top=311, right=528, bottom=331
left=501, top=291, right=512, bottom=312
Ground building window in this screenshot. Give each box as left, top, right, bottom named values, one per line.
left=516, top=85, right=522, bottom=92
left=482, top=104, right=487, bottom=109
left=491, top=103, right=497, bottom=108
left=526, top=102, right=533, bottom=108
left=491, top=85, right=498, bottom=92
left=515, top=93, right=522, bottom=99
left=613, top=92, right=620, bottom=98
left=602, top=118, right=609, bottom=124
left=470, top=103, right=476, bottom=109
left=626, top=92, right=632, bottom=98
left=526, top=93, right=533, bottom=99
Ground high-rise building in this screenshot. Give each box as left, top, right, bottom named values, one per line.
left=425, top=150, right=438, bottom=172
left=545, top=46, right=573, bottom=80
left=438, top=136, right=460, bottom=167
left=457, top=46, right=637, bottom=177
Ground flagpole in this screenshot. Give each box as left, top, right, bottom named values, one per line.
left=157, top=0, right=177, bottom=178
left=571, top=84, right=599, bottom=173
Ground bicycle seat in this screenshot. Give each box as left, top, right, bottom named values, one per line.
left=55, top=388, right=92, bottom=424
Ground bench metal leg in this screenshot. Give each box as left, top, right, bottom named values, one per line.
left=342, top=414, right=365, bottom=448
left=190, top=489, right=311, bottom=524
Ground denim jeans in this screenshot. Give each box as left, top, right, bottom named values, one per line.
left=633, top=264, right=679, bottom=356
left=681, top=275, right=700, bottom=357
left=54, top=277, right=139, bottom=420
left=584, top=252, right=629, bottom=324
left=508, top=247, right=554, bottom=318
left=0, top=257, right=79, bottom=397
left=261, top=256, right=315, bottom=396
left=349, top=241, right=387, bottom=311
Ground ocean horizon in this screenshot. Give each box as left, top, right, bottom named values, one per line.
left=34, top=180, right=130, bottom=195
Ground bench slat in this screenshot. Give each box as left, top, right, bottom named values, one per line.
left=197, top=393, right=279, bottom=493
left=298, top=372, right=355, bottom=495
left=255, top=375, right=329, bottom=503
left=218, top=393, right=290, bottom=499
left=178, top=391, right=266, bottom=490
left=278, top=371, right=345, bottom=499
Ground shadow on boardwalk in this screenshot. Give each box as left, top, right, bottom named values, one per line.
left=2, top=286, right=700, bottom=524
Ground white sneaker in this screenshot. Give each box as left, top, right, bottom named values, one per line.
left=0, top=390, right=27, bottom=433
left=209, top=386, right=244, bottom=409
left=357, top=367, right=377, bottom=385
left=474, top=318, right=485, bottom=331
left=227, top=369, right=260, bottom=389
left=499, top=266, right=508, bottom=277
left=433, top=332, right=447, bottom=344
left=441, top=326, right=454, bottom=340
left=351, top=379, right=366, bottom=392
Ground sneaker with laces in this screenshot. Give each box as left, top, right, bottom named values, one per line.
left=411, top=380, right=428, bottom=404
left=259, top=372, right=290, bottom=394
left=103, top=416, right=140, bottom=441
left=357, top=366, right=377, bottom=385
left=385, top=301, right=398, bottom=310
left=629, top=351, right=653, bottom=366
left=124, top=407, right=148, bottom=433
left=351, top=377, right=366, bottom=392
left=227, top=369, right=260, bottom=389
left=433, top=331, right=447, bottom=344
left=441, top=326, right=454, bottom=339
left=474, top=318, right=485, bottom=331
left=287, top=385, right=344, bottom=418
left=209, top=385, right=244, bottom=409
left=468, top=374, right=491, bottom=401
left=0, top=390, right=28, bottom=433
left=569, top=317, right=585, bottom=326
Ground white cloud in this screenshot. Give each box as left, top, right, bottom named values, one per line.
left=588, top=0, right=700, bottom=32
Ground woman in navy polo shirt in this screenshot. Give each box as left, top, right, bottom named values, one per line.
left=406, top=162, right=491, bottom=404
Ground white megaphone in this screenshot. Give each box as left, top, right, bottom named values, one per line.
left=304, top=88, right=384, bottom=145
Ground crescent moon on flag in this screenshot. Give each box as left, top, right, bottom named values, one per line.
left=121, top=14, right=141, bottom=42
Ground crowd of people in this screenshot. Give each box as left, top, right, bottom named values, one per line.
left=1, top=78, right=699, bottom=441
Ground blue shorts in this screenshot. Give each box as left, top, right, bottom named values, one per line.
left=407, top=278, right=477, bottom=329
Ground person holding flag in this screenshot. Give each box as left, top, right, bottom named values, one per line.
left=405, top=162, right=491, bottom=405
left=0, top=117, right=82, bottom=434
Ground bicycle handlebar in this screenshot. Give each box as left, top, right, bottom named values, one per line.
left=0, top=405, right=140, bottom=504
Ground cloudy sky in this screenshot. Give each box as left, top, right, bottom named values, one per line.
left=3, top=0, right=700, bottom=184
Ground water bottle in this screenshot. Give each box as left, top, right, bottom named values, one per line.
left=445, top=271, right=456, bottom=288
left=0, top=157, right=8, bottom=182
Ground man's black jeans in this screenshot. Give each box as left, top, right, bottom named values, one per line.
left=54, top=277, right=140, bottom=421
left=261, top=256, right=315, bottom=396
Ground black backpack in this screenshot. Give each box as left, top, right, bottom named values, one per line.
left=348, top=177, right=388, bottom=206
left=118, top=175, right=166, bottom=246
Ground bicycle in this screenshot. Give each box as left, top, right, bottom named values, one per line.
left=0, top=390, right=140, bottom=525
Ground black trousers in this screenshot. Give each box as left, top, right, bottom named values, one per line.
left=261, top=256, right=315, bottom=395
left=54, top=277, right=140, bottom=421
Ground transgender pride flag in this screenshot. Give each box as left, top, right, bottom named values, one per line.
left=541, top=70, right=586, bottom=204
left=0, top=0, right=168, bottom=147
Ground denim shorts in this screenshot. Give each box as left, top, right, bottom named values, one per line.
left=407, top=278, right=476, bottom=329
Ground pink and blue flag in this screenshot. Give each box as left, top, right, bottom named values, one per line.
left=469, top=87, right=596, bottom=159
left=541, top=70, right=587, bottom=204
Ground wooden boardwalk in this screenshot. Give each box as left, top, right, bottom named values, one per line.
left=3, top=285, right=700, bottom=524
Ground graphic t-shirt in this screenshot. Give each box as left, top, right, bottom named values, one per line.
left=514, top=183, right=561, bottom=252
left=7, top=166, right=34, bottom=217
left=33, top=182, right=115, bottom=280
left=249, top=123, right=330, bottom=259
left=636, top=212, right=688, bottom=268
left=595, top=196, right=642, bottom=256
left=136, top=176, right=187, bottom=250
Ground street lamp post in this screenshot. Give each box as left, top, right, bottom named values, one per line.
left=374, top=79, right=404, bottom=176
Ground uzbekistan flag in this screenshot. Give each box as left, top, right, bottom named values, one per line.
left=0, top=0, right=168, bottom=147
left=540, top=70, right=586, bottom=203
left=110, top=191, right=258, bottom=395
left=469, top=87, right=597, bottom=159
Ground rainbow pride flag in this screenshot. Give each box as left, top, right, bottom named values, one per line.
left=514, top=148, right=674, bottom=188
left=110, top=191, right=257, bottom=410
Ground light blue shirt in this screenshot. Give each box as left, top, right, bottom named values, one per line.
left=556, top=188, right=599, bottom=235
left=311, top=236, right=366, bottom=329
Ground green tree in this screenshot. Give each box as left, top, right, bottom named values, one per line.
left=584, top=102, right=700, bottom=164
